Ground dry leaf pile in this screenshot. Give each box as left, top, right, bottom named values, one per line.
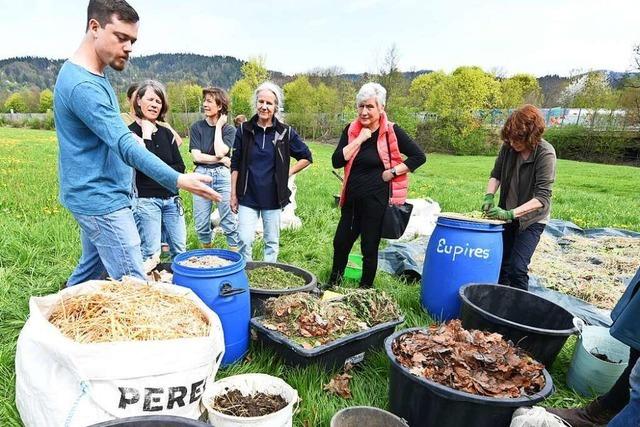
left=392, top=320, right=545, bottom=398
left=530, top=234, right=640, bottom=309
left=324, top=373, right=353, bottom=399
left=260, top=291, right=400, bottom=349
left=211, top=389, right=287, bottom=417
left=178, top=255, right=232, bottom=268
left=48, top=279, right=210, bottom=343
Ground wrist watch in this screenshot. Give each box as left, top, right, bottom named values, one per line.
left=390, top=167, right=397, bottom=177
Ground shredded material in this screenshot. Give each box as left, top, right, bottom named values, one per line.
left=48, top=279, right=210, bottom=343
left=247, top=266, right=306, bottom=290
left=211, top=389, right=287, bottom=417
left=530, top=235, right=640, bottom=309
left=178, top=255, right=232, bottom=268
left=392, top=320, right=546, bottom=398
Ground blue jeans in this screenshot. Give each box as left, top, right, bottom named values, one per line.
left=134, top=196, right=186, bottom=260
left=609, top=357, right=640, bottom=427
left=67, top=207, right=146, bottom=285
left=237, top=205, right=280, bottom=262
left=193, top=166, right=239, bottom=248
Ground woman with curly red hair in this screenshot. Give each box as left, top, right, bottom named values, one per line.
left=481, top=104, right=556, bottom=290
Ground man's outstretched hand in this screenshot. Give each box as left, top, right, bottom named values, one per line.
left=177, top=173, right=222, bottom=201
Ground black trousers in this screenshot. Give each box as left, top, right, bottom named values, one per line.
left=600, top=348, right=640, bottom=412
left=499, top=222, right=545, bottom=290
left=331, top=196, right=386, bottom=288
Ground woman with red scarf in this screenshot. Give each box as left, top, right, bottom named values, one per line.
left=328, top=83, right=426, bottom=289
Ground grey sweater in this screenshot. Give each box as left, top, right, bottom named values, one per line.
left=490, top=139, right=557, bottom=231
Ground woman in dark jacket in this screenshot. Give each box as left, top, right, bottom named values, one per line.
left=549, top=267, right=640, bottom=426
left=329, top=82, right=426, bottom=289
left=129, top=80, right=186, bottom=261
left=482, top=104, right=556, bottom=291
left=230, top=81, right=313, bottom=262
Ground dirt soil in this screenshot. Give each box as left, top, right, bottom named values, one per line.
left=211, top=389, right=287, bottom=417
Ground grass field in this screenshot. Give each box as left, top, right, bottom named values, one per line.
left=1, top=127, right=638, bottom=426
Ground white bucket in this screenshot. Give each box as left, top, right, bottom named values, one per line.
left=202, top=373, right=298, bottom=427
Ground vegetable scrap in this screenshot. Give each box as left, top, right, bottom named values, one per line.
left=247, top=265, right=306, bottom=290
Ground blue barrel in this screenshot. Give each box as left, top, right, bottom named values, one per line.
left=421, top=217, right=503, bottom=320
left=172, top=249, right=249, bottom=366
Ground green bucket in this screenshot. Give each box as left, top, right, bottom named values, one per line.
left=344, top=254, right=363, bottom=281
left=567, top=319, right=630, bottom=396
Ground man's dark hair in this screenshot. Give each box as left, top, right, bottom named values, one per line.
left=86, top=0, right=139, bottom=31
left=126, top=83, right=139, bottom=100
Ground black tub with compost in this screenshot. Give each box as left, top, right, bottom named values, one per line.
left=246, top=261, right=317, bottom=316
left=385, top=328, right=554, bottom=427
left=251, top=316, right=404, bottom=370
left=459, top=284, right=578, bottom=367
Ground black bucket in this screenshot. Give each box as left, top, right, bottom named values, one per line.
left=459, top=284, right=578, bottom=367
left=385, top=328, right=554, bottom=427
left=331, top=406, right=408, bottom=427
left=246, top=261, right=317, bottom=316
left=89, top=415, right=210, bottom=426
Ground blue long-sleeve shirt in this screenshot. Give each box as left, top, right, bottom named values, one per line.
left=54, top=61, right=179, bottom=215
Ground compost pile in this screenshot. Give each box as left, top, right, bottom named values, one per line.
left=260, top=290, right=401, bottom=349
left=247, top=265, right=306, bottom=290
left=178, top=255, right=232, bottom=268
left=48, top=279, right=210, bottom=343
left=392, top=320, right=545, bottom=398
left=530, top=234, right=640, bottom=309
left=210, top=389, right=287, bottom=417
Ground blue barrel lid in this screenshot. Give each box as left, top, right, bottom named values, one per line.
left=172, top=249, right=246, bottom=278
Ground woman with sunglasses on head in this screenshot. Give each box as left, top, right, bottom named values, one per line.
left=482, top=104, right=556, bottom=291
left=129, top=80, right=187, bottom=262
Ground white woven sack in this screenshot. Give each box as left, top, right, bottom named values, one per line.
left=15, top=280, right=225, bottom=427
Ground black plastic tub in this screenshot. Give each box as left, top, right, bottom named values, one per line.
left=459, top=284, right=578, bottom=367
left=246, top=261, right=317, bottom=316
left=385, top=328, right=554, bottom=427
left=251, top=316, right=404, bottom=370
left=89, top=415, right=210, bottom=426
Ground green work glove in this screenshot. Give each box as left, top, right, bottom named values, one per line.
left=481, top=193, right=495, bottom=212
left=487, top=206, right=515, bottom=221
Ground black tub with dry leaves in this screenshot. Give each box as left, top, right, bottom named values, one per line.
left=384, top=323, right=554, bottom=427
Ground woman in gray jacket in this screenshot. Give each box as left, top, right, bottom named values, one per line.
left=481, top=104, right=556, bottom=290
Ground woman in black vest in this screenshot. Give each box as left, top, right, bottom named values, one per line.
left=230, top=82, right=313, bottom=262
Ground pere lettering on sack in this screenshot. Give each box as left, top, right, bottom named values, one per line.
left=117, top=378, right=206, bottom=411
left=435, top=238, right=491, bottom=262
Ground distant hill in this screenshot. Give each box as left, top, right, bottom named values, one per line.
left=0, top=54, right=633, bottom=106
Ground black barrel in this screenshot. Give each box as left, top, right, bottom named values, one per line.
left=246, top=261, right=317, bottom=316
left=459, top=283, right=578, bottom=367
left=89, top=415, right=210, bottom=426
left=385, top=328, right=554, bottom=427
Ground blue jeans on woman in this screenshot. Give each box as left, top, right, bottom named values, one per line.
left=237, top=205, right=280, bottom=262
left=499, top=221, right=546, bottom=290
left=609, top=357, right=640, bottom=427
left=193, top=166, right=239, bottom=249
left=134, top=196, right=186, bottom=260
left=67, top=207, right=146, bottom=285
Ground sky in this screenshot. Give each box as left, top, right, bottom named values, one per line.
left=1, top=0, right=639, bottom=77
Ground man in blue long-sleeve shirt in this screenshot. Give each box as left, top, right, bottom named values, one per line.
left=56, top=0, right=221, bottom=285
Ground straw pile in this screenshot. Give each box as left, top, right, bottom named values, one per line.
left=48, top=279, right=210, bottom=343
left=530, top=234, right=640, bottom=309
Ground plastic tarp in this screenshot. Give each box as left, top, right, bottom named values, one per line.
left=377, top=219, right=640, bottom=327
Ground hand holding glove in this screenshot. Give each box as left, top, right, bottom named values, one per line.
left=486, top=206, right=515, bottom=221
left=481, top=193, right=495, bottom=212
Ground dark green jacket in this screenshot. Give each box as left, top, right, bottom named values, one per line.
left=490, top=139, right=556, bottom=231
